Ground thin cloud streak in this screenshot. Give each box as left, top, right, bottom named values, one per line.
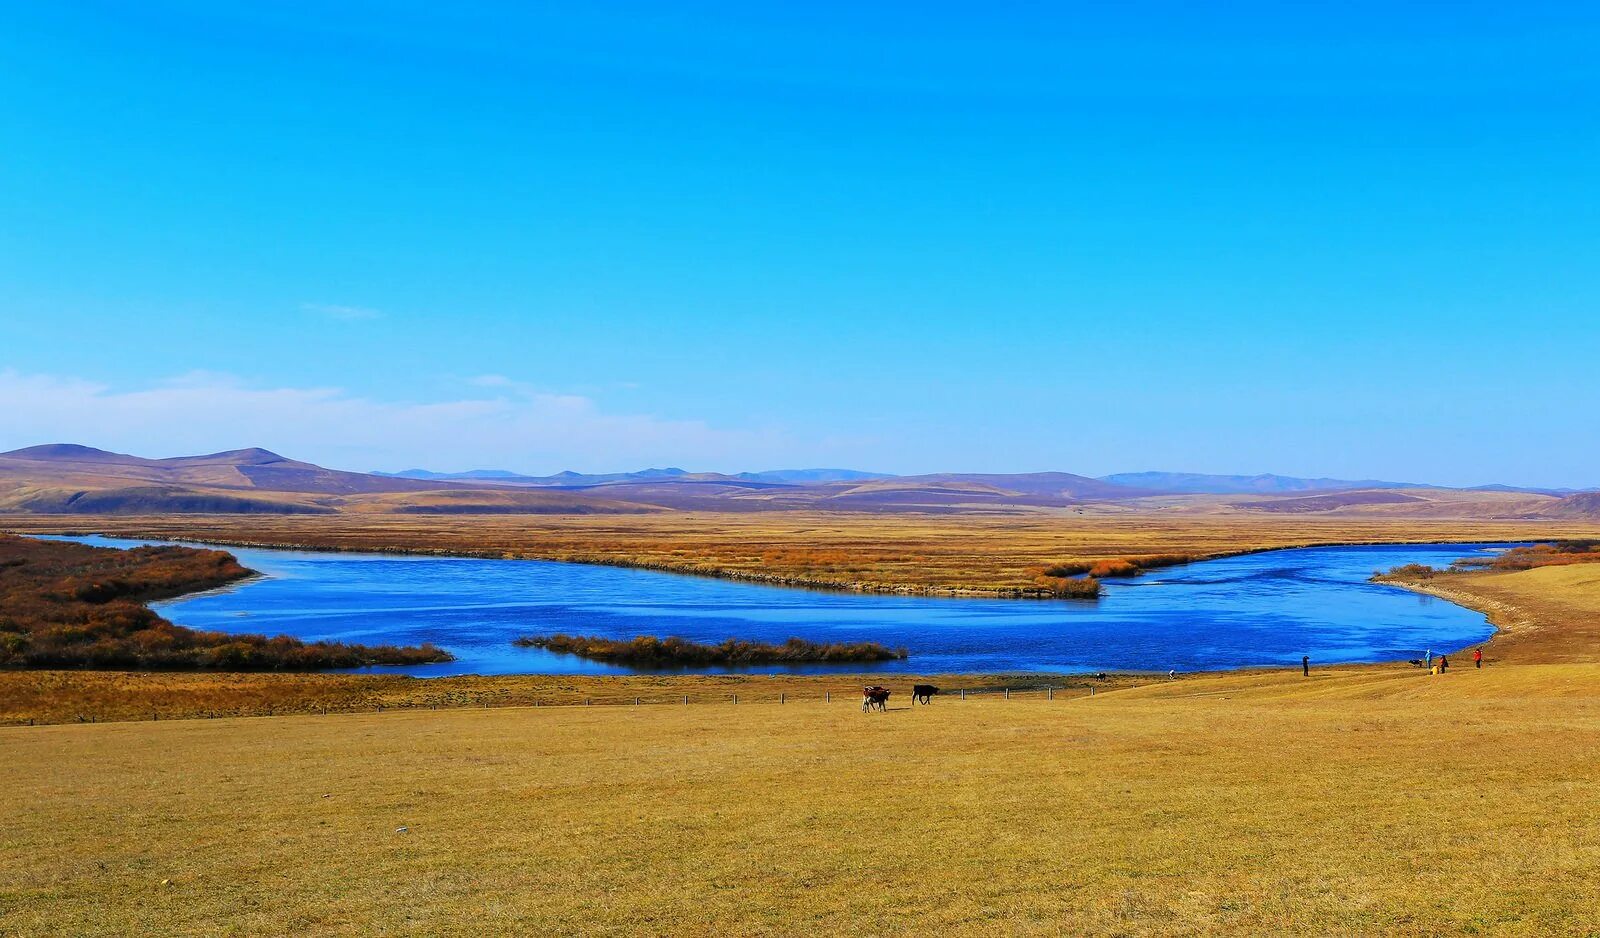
left=0, top=370, right=800, bottom=474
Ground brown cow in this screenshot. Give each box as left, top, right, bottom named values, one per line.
left=861, top=685, right=890, bottom=712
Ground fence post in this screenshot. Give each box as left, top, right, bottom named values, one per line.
left=826, top=690, right=831, bottom=703
left=634, top=697, right=640, bottom=706
left=683, top=695, right=689, bottom=705
left=1004, top=687, right=1010, bottom=700
left=780, top=693, right=785, bottom=704
left=1090, top=686, right=1095, bottom=697
left=960, top=688, right=966, bottom=701
left=733, top=694, right=738, bottom=705
left=1048, top=686, right=1054, bottom=701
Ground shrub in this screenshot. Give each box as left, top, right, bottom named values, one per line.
left=1032, top=575, right=1103, bottom=599
left=1087, top=559, right=1140, bottom=578
left=514, top=633, right=907, bottom=666
left=0, top=535, right=452, bottom=671
left=1381, top=563, right=1439, bottom=580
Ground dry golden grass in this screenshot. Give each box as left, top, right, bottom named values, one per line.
left=0, top=670, right=1135, bottom=726
left=4, top=662, right=1599, bottom=936
left=1395, top=563, right=1600, bottom=664
left=7, top=517, right=1600, bottom=934
left=6, top=510, right=1597, bottom=596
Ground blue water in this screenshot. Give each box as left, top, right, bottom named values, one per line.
left=62, top=536, right=1505, bottom=676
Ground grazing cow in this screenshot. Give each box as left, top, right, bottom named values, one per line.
left=861, top=685, right=891, bottom=712
left=912, top=684, right=939, bottom=705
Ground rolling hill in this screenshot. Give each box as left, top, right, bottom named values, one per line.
left=1099, top=471, right=1429, bottom=494
left=3, top=444, right=1597, bottom=519
left=0, top=445, right=656, bottom=515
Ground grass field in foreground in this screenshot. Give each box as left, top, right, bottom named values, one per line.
left=5, top=528, right=1600, bottom=934
left=4, top=662, right=1599, bottom=936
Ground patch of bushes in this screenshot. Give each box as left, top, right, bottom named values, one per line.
left=1087, top=559, right=1140, bottom=578
left=514, top=633, right=907, bottom=666
left=1031, top=575, right=1103, bottom=598
left=1032, top=552, right=1199, bottom=591
left=1449, top=542, right=1600, bottom=573
left=0, top=535, right=452, bottom=670
left=1376, top=563, right=1441, bottom=580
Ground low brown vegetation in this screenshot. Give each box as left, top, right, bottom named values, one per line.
left=9, top=512, right=1592, bottom=598
left=0, top=535, right=451, bottom=670
left=1375, top=561, right=1445, bottom=581
left=1465, top=539, right=1600, bottom=571
left=1029, top=573, right=1103, bottom=598
left=515, top=633, right=907, bottom=666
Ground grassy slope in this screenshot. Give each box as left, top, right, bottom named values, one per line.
left=1394, top=563, right=1600, bottom=664
left=3, top=664, right=1598, bottom=936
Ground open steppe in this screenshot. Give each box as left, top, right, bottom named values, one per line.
left=5, top=517, right=1600, bottom=935
left=6, top=510, right=1599, bottom=596
left=4, top=661, right=1599, bottom=936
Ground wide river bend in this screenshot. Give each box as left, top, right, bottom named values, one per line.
left=65, top=536, right=1506, bottom=676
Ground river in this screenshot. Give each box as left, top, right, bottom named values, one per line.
left=62, top=536, right=1503, bottom=676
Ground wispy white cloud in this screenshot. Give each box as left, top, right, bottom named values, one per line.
left=301, top=302, right=383, bottom=321
left=0, top=369, right=793, bottom=473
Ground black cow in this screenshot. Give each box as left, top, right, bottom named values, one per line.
left=912, top=684, right=939, bottom=705
left=861, top=685, right=890, bottom=712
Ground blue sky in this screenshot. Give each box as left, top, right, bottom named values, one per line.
left=2, top=2, right=1596, bottom=484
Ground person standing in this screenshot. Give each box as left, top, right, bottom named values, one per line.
left=1424, top=649, right=1433, bottom=671
left=1302, top=655, right=1310, bottom=677
left=1474, top=647, right=1484, bottom=669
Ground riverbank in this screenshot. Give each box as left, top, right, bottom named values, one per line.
left=1381, top=562, right=1600, bottom=664
left=0, top=669, right=1149, bottom=725
left=0, top=534, right=452, bottom=670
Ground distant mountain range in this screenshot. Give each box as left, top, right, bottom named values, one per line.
left=1098, top=471, right=1587, bottom=497
left=1097, top=471, right=1429, bottom=495
left=380, top=464, right=1591, bottom=497
left=373, top=467, right=889, bottom=486
left=0, top=443, right=1594, bottom=518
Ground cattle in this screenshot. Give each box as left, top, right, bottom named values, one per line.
left=861, top=685, right=890, bottom=712
left=911, top=684, right=939, bottom=705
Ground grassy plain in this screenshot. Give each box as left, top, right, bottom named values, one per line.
left=5, top=510, right=1598, bottom=595
left=4, top=663, right=1600, bottom=936
left=6, top=515, right=1600, bottom=934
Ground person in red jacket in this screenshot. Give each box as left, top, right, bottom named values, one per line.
left=1474, top=647, right=1484, bottom=669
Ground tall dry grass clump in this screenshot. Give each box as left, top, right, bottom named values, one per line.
left=514, top=633, right=907, bottom=666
